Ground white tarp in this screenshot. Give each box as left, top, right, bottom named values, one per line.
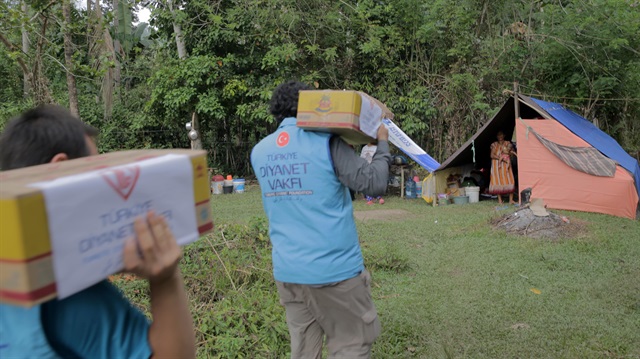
left=383, top=118, right=440, bottom=172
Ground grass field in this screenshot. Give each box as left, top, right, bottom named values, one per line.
left=115, top=185, right=640, bottom=358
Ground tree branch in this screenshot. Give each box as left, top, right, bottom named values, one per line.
left=0, top=32, right=30, bottom=74
left=30, top=0, right=59, bottom=22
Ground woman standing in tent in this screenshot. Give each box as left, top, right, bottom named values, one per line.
left=489, top=131, right=517, bottom=204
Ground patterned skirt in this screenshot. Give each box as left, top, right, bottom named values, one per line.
left=488, top=159, right=515, bottom=194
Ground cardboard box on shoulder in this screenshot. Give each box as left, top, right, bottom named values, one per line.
left=296, top=90, right=394, bottom=145
left=0, top=149, right=213, bottom=307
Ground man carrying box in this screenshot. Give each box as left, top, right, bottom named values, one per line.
left=0, top=105, right=195, bottom=358
left=251, top=81, right=391, bottom=358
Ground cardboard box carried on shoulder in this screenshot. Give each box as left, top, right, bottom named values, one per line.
left=296, top=90, right=394, bottom=145
left=0, top=149, right=213, bottom=307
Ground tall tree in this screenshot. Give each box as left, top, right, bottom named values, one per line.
left=113, top=0, right=121, bottom=86
left=62, top=0, right=79, bottom=116
left=88, top=0, right=116, bottom=119
left=167, top=0, right=186, bottom=59
left=20, top=0, right=29, bottom=98
left=167, top=0, right=202, bottom=150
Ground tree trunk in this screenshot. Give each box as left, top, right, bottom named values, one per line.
left=62, top=0, right=79, bottom=117
left=173, top=22, right=187, bottom=59
left=168, top=0, right=187, bottom=59
left=113, top=0, right=121, bottom=86
left=168, top=0, right=202, bottom=149
left=86, top=0, right=93, bottom=51
left=32, top=15, right=54, bottom=105
left=21, top=1, right=30, bottom=98
left=91, top=0, right=115, bottom=120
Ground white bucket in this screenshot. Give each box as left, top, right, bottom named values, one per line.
left=233, top=179, right=245, bottom=193
left=466, top=186, right=480, bottom=203
left=212, top=181, right=224, bottom=195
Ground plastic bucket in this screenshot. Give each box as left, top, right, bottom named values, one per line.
left=223, top=185, right=233, bottom=194
left=233, top=179, right=245, bottom=193
left=465, top=186, right=480, bottom=203
left=452, top=196, right=469, bottom=205
left=212, top=181, right=224, bottom=195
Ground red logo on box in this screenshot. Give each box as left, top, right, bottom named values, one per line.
left=196, top=163, right=205, bottom=178
left=315, top=95, right=332, bottom=113
left=276, top=132, right=290, bottom=147
left=102, top=166, right=141, bottom=201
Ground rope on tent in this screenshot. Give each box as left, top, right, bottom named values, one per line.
left=472, top=139, right=476, bottom=164
left=518, top=117, right=531, bottom=139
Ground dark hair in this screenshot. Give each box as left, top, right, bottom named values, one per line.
left=269, top=81, right=312, bottom=122
left=0, top=105, right=98, bottom=170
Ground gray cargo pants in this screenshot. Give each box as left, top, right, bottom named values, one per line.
left=275, top=270, right=381, bottom=359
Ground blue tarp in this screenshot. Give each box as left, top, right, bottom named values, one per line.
left=531, top=97, right=640, bottom=197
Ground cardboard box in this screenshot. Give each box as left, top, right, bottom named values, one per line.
left=296, top=90, right=394, bottom=145
left=0, top=149, right=213, bottom=306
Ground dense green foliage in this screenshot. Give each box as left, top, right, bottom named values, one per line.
left=2, top=0, right=639, bottom=175
left=114, top=189, right=640, bottom=358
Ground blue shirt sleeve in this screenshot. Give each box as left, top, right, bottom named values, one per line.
left=41, top=281, right=152, bottom=359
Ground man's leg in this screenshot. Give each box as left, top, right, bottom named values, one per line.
left=308, top=270, right=381, bottom=359
left=276, top=281, right=324, bottom=359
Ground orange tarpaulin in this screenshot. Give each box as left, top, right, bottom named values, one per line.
left=517, top=119, right=638, bottom=219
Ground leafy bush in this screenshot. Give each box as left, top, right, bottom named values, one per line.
left=112, top=217, right=289, bottom=358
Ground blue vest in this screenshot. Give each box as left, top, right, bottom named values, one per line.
left=251, top=117, right=363, bottom=284
left=0, top=304, right=60, bottom=359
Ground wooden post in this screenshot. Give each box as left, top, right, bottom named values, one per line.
left=190, top=112, right=203, bottom=150
left=400, top=167, right=405, bottom=199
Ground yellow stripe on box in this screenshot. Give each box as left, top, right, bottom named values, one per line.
left=297, top=91, right=362, bottom=116
left=0, top=194, right=51, bottom=260
left=190, top=156, right=209, bottom=204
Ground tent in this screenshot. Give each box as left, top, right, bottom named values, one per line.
left=431, top=95, right=639, bottom=219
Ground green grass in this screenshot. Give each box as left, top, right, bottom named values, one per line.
left=115, top=186, right=640, bottom=358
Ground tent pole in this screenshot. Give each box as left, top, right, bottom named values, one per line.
left=513, top=81, right=520, bottom=120
left=514, top=81, right=521, bottom=205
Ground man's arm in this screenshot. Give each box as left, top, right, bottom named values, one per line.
left=123, top=212, right=196, bottom=359
left=330, top=126, right=392, bottom=197
left=42, top=212, right=195, bottom=359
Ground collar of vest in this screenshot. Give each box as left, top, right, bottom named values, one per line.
left=279, top=117, right=297, bottom=128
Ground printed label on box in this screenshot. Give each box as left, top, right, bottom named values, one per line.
left=30, top=154, right=198, bottom=298
left=358, top=94, right=383, bottom=138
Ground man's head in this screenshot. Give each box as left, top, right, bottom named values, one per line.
left=269, top=81, right=312, bottom=123
left=0, top=105, right=98, bottom=170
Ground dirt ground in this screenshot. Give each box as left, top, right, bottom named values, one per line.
left=354, top=209, right=411, bottom=222
left=352, top=207, right=588, bottom=240
left=491, top=207, right=587, bottom=240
